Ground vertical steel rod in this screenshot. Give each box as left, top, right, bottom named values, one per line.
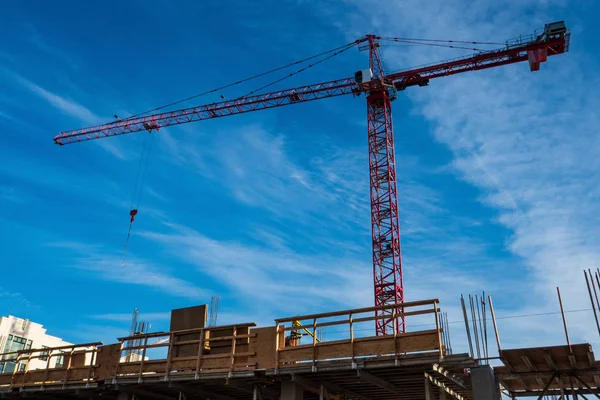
left=476, top=294, right=486, bottom=362
left=593, top=270, right=600, bottom=313
left=470, top=295, right=481, bottom=359
left=461, top=295, right=474, bottom=358
left=482, top=292, right=489, bottom=361
left=557, top=287, right=572, bottom=353
left=444, top=312, right=453, bottom=355
left=584, top=270, right=600, bottom=338
left=488, top=295, right=502, bottom=354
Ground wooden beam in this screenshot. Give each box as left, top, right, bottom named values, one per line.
left=498, top=369, right=600, bottom=380
left=587, top=352, right=600, bottom=393
left=424, top=372, right=465, bottom=400
left=225, top=381, right=278, bottom=400
left=290, top=375, right=323, bottom=395
left=522, top=356, right=537, bottom=372
left=503, top=357, right=530, bottom=391
left=569, top=354, right=578, bottom=369
left=544, top=351, right=559, bottom=371
left=292, top=374, right=370, bottom=400
left=356, top=369, right=400, bottom=394
left=521, top=354, right=545, bottom=388
left=432, top=363, right=466, bottom=389
left=119, top=387, right=173, bottom=400
left=275, top=299, right=439, bottom=323
left=168, top=383, right=235, bottom=400
left=513, top=389, right=597, bottom=397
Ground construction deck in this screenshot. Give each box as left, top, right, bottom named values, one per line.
left=0, top=300, right=478, bottom=400
left=495, top=344, right=600, bottom=397
left=1, top=299, right=599, bottom=400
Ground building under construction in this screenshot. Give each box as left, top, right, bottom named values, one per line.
left=1, top=287, right=600, bottom=400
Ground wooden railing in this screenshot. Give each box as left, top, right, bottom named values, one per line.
left=108, top=322, right=258, bottom=381
left=0, top=342, right=103, bottom=388
left=274, top=299, right=443, bottom=368
left=0, top=300, right=446, bottom=387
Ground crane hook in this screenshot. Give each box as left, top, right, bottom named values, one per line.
left=129, top=209, right=138, bottom=223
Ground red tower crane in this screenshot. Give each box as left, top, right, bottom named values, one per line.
left=53, top=22, right=570, bottom=336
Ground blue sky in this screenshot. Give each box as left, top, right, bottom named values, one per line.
left=1, top=0, right=599, bottom=353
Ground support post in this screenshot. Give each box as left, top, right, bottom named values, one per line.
left=280, top=381, right=303, bottom=400
left=425, top=375, right=434, bottom=400
left=557, top=287, right=572, bottom=353
left=488, top=295, right=502, bottom=354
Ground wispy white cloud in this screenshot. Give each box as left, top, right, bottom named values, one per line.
left=88, top=312, right=171, bottom=323
left=2, top=68, right=126, bottom=159
left=150, top=102, right=514, bottom=335
left=0, top=186, right=27, bottom=203
left=64, top=323, right=129, bottom=346
left=46, top=241, right=206, bottom=300
left=0, top=288, right=37, bottom=313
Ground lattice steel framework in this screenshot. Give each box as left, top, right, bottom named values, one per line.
left=366, top=35, right=404, bottom=335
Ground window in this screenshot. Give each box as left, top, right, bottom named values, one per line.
left=5, top=335, right=30, bottom=354
left=1, top=335, right=33, bottom=372
left=40, top=346, right=49, bottom=361
left=2, top=335, right=13, bottom=354
left=55, top=352, right=64, bottom=368
left=1, top=362, right=16, bottom=374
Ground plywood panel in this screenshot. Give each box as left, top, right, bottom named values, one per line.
left=70, top=351, right=87, bottom=368
left=170, top=305, right=208, bottom=358
left=170, top=305, right=208, bottom=331
left=278, top=330, right=441, bottom=364
left=95, top=343, right=123, bottom=381
left=250, top=327, right=277, bottom=370
left=0, top=374, right=12, bottom=385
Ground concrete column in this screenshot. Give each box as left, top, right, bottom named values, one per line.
left=440, top=387, right=447, bottom=400
left=425, top=376, right=434, bottom=400
left=281, top=381, right=304, bottom=400
left=471, top=365, right=501, bottom=400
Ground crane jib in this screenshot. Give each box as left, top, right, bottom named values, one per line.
left=53, top=27, right=568, bottom=146
left=53, top=78, right=359, bottom=145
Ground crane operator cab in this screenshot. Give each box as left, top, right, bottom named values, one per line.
left=544, top=21, right=567, bottom=38
left=354, top=68, right=373, bottom=87
left=529, top=21, right=569, bottom=72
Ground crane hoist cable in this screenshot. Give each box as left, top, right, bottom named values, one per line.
left=379, top=37, right=505, bottom=45
left=121, top=131, right=156, bottom=267
left=126, top=41, right=360, bottom=119
left=379, top=36, right=511, bottom=53
left=118, top=42, right=356, bottom=267
left=240, top=42, right=357, bottom=97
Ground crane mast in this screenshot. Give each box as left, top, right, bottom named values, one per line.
left=365, top=35, right=405, bottom=335
left=53, top=22, right=570, bottom=336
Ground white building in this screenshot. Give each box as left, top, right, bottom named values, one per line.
left=0, top=315, right=72, bottom=373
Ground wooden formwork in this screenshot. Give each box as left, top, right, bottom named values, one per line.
left=495, top=343, right=600, bottom=397
left=0, top=300, right=447, bottom=393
